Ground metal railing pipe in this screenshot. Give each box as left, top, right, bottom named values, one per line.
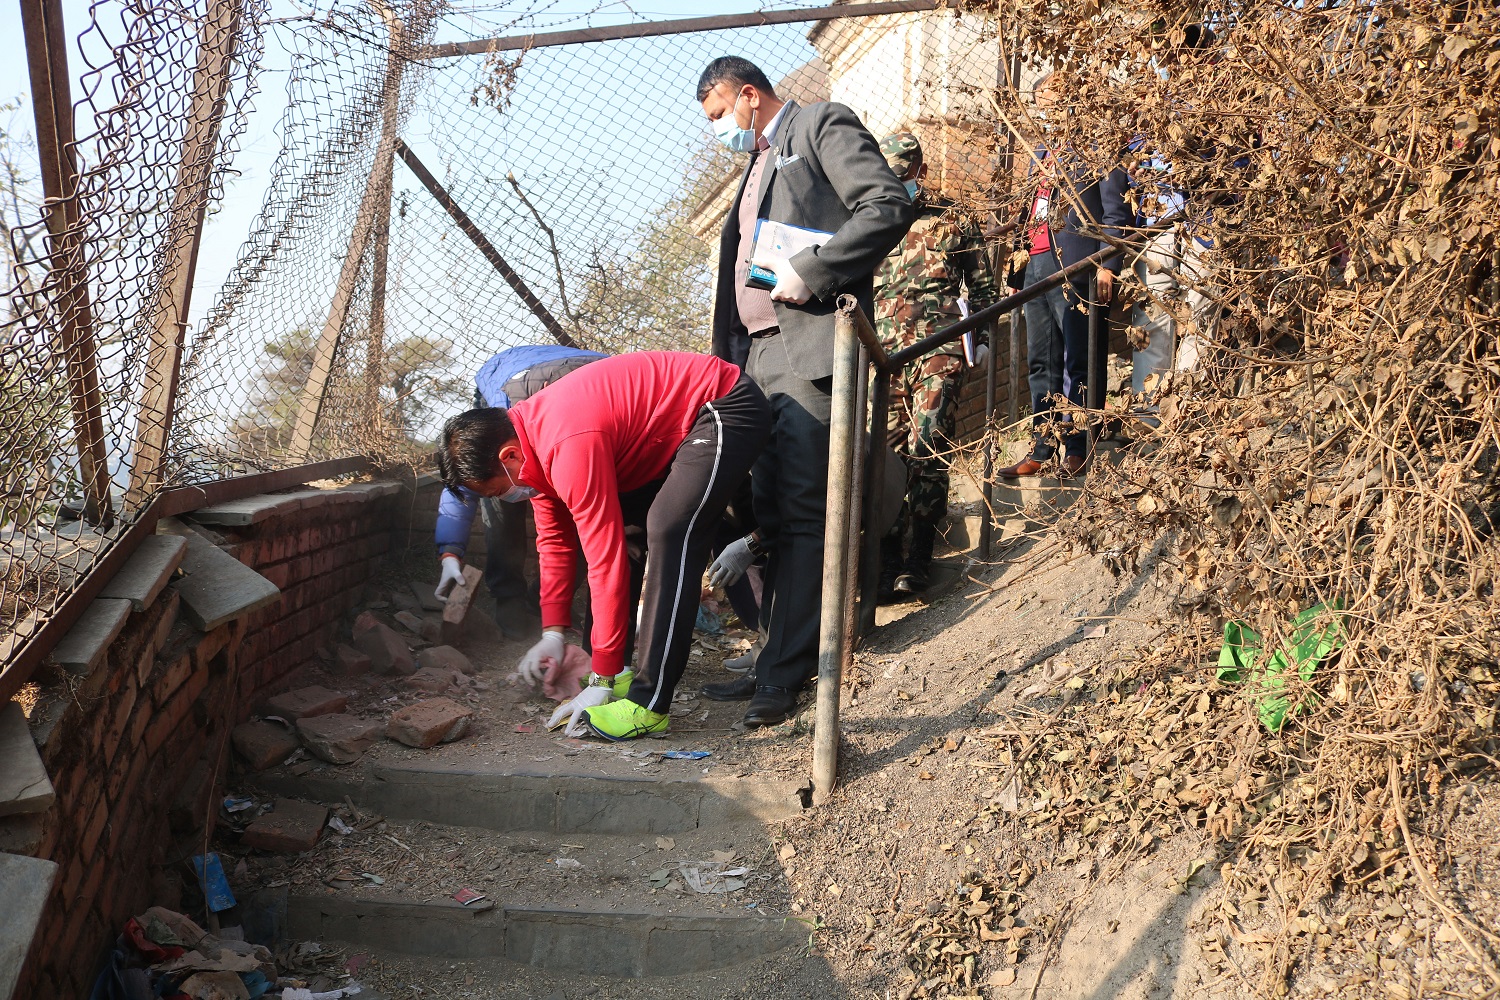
left=885, top=245, right=1114, bottom=371
left=859, top=366, right=890, bottom=637
left=842, top=344, right=869, bottom=657
left=979, top=319, right=998, bottom=560
left=813, top=307, right=863, bottom=803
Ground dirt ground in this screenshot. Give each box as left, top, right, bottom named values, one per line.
left=230, top=516, right=1500, bottom=999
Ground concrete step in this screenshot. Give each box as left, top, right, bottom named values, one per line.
left=237, top=786, right=803, bottom=979
left=287, top=895, right=804, bottom=976
left=249, top=761, right=806, bottom=836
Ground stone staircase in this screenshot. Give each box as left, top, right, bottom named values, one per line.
left=238, top=757, right=816, bottom=992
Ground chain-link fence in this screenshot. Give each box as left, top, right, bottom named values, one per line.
left=2, top=0, right=1015, bottom=682
left=173, top=0, right=1013, bottom=479
left=2, top=0, right=264, bottom=667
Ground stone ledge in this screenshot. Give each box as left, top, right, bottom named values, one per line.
left=187, top=481, right=403, bottom=526
left=97, top=534, right=187, bottom=611
left=173, top=528, right=281, bottom=631
left=0, top=704, right=53, bottom=819
left=0, top=853, right=58, bottom=1000
left=49, top=598, right=132, bottom=674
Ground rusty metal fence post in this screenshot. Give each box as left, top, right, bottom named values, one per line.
left=813, top=304, right=865, bottom=803
left=289, top=13, right=410, bottom=462
left=126, top=0, right=246, bottom=509
left=21, top=0, right=115, bottom=529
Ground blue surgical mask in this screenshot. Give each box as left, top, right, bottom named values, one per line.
left=712, top=94, right=758, bottom=153
left=498, top=463, right=537, bottom=503
left=904, top=180, right=920, bottom=200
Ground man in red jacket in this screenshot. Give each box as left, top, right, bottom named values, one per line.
left=436, top=352, right=771, bottom=740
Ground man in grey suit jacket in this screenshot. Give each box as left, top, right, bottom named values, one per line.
left=696, top=56, right=913, bottom=727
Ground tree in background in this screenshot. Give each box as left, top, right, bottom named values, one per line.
left=561, top=143, right=737, bottom=355
left=232, top=327, right=469, bottom=459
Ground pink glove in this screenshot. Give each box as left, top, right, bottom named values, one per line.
left=542, top=644, right=594, bottom=702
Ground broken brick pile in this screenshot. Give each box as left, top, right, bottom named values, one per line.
left=228, top=568, right=498, bottom=777
left=10, top=478, right=415, bottom=999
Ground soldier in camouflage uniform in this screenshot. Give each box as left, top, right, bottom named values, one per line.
left=874, top=132, right=997, bottom=600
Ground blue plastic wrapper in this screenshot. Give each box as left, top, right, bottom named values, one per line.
left=190, top=852, right=238, bottom=913
left=661, top=750, right=711, bottom=760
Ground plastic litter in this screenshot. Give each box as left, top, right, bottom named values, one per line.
left=1217, top=601, right=1345, bottom=731
left=280, top=986, right=362, bottom=1000
left=222, top=796, right=255, bottom=814
left=661, top=750, right=711, bottom=760
left=326, top=815, right=354, bottom=836
left=452, top=887, right=489, bottom=906
left=554, top=857, right=582, bottom=869
left=190, top=853, right=237, bottom=913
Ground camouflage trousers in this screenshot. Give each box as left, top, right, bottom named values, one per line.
left=884, top=350, right=966, bottom=531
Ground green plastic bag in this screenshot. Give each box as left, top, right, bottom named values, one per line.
left=1217, top=602, right=1345, bottom=731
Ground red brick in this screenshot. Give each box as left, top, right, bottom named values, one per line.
left=334, top=644, right=372, bottom=677
left=387, top=698, right=473, bottom=749
left=169, top=757, right=215, bottom=833
left=242, top=798, right=326, bottom=853
left=417, top=645, right=475, bottom=675
left=352, top=615, right=414, bottom=675
left=266, top=685, right=347, bottom=721
left=95, top=679, right=139, bottom=766
left=297, top=714, right=381, bottom=764
left=144, top=668, right=208, bottom=757
left=231, top=719, right=299, bottom=771
left=152, top=653, right=197, bottom=709
left=113, top=736, right=155, bottom=812
left=79, top=787, right=110, bottom=858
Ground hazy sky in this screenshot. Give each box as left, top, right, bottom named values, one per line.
left=1, top=0, right=829, bottom=326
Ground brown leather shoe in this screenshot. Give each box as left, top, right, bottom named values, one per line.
left=997, top=457, right=1046, bottom=478
left=1059, top=455, right=1088, bottom=478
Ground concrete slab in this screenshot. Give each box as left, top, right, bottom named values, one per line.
left=188, top=482, right=403, bottom=525
left=175, top=530, right=280, bottom=631
left=285, top=895, right=803, bottom=976
left=0, top=853, right=58, bottom=1000
left=96, top=534, right=187, bottom=611
left=252, top=764, right=805, bottom=835
left=186, top=492, right=311, bottom=526
left=0, top=703, right=53, bottom=818
left=49, top=598, right=132, bottom=674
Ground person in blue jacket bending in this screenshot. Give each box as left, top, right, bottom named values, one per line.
left=434, top=345, right=606, bottom=636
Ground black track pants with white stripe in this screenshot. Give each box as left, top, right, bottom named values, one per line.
left=626, top=375, right=771, bottom=714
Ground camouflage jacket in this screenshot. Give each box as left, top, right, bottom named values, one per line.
left=874, top=196, right=998, bottom=354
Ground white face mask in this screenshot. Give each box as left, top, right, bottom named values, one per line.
left=712, top=93, right=758, bottom=153
left=497, top=461, right=537, bottom=503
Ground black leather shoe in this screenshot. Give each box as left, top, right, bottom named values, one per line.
left=701, top=675, right=756, bottom=701
left=743, top=686, right=800, bottom=728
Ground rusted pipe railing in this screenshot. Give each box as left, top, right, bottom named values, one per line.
left=978, top=319, right=998, bottom=560
left=813, top=308, right=864, bottom=802
left=814, top=242, right=1133, bottom=798
left=423, top=0, right=940, bottom=58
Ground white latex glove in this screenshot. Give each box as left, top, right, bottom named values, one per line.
left=971, top=343, right=991, bottom=370
left=435, top=555, right=465, bottom=602
left=708, top=535, right=756, bottom=589
left=546, top=677, right=615, bottom=736
left=752, top=255, right=813, bottom=305
left=517, top=630, right=566, bottom=686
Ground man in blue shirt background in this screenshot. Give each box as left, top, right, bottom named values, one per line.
left=434, top=344, right=606, bottom=637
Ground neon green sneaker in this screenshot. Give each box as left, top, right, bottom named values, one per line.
left=611, top=669, right=634, bottom=699
left=582, top=699, right=669, bottom=741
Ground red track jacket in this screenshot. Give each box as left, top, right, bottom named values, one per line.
left=508, top=352, right=742, bottom=675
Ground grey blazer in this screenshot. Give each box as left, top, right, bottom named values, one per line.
left=711, top=100, right=914, bottom=381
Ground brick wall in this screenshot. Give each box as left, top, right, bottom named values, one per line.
left=12, top=480, right=407, bottom=999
